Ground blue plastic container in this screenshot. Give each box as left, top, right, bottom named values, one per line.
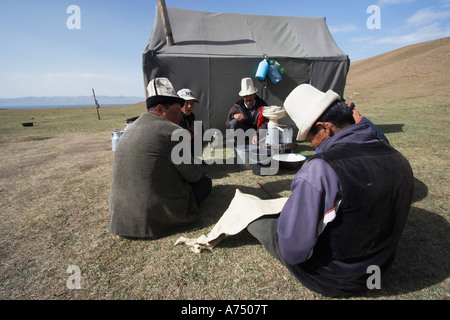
left=255, top=59, right=269, bottom=80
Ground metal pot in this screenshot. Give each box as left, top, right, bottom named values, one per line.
left=272, top=153, right=306, bottom=170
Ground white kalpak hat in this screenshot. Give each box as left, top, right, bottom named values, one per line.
left=146, top=77, right=185, bottom=108
left=239, top=77, right=258, bottom=96
left=177, top=88, right=199, bottom=103
left=283, top=84, right=340, bottom=141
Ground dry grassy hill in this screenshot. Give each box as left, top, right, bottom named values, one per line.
left=345, top=36, right=450, bottom=106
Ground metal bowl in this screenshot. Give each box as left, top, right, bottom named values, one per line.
left=272, top=153, right=306, bottom=170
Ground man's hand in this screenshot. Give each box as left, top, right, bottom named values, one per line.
left=234, top=113, right=246, bottom=122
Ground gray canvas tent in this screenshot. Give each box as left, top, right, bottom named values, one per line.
left=143, top=6, right=350, bottom=131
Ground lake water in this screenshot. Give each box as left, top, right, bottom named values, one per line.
left=0, top=104, right=132, bottom=109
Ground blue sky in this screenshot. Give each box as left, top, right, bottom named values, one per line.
left=0, top=0, right=449, bottom=99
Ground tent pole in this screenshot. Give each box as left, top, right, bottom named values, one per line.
left=263, top=80, right=268, bottom=102
left=261, top=54, right=268, bottom=101
left=157, top=0, right=175, bottom=46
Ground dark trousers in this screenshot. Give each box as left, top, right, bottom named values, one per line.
left=246, top=214, right=286, bottom=264
left=227, top=119, right=255, bottom=131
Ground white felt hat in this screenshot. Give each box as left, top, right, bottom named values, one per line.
left=146, top=77, right=185, bottom=107
left=283, top=84, right=340, bottom=141
left=239, top=77, right=258, bottom=96
left=177, top=88, right=199, bottom=103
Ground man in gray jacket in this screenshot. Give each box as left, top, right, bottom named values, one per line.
left=109, top=78, right=212, bottom=239
left=247, top=84, right=414, bottom=297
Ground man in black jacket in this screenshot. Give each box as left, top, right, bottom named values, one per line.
left=226, top=78, right=268, bottom=141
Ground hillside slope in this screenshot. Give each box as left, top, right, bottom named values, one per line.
left=345, top=37, right=450, bottom=105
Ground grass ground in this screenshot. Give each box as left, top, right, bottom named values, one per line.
left=0, top=97, right=448, bottom=300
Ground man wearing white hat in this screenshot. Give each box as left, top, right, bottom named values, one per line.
left=247, top=84, right=414, bottom=297
left=109, top=78, right=212, bottom=239
left=225, top=78, right=268, bottom=140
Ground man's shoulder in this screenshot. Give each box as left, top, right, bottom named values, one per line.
left=255, top=97, right=268, bottom=108
left=139, top=112, right=181, bottom=132
left=228, top=103, right=243, bottom=113
left=294, top=157, right=335, bottom=181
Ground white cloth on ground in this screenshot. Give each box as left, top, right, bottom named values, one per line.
left=174, top=189, right=288, bottom=253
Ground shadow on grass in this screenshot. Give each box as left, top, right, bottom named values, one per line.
left=376, top=124, right=404, bottom=134
left=219, top=229, right=261, bottom=248
left=355, top=177, right=449, bottom=298
left=203, top=157, right=305, bottom=179
left=412, top=176, right=428, bottom=203
left=363, top=205, right=450, bottom=298
left=201, top=161, right=242, bottom=180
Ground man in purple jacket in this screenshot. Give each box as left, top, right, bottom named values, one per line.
left=247, top=84, right=414, bottom=297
